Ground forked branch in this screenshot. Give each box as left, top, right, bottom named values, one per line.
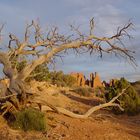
left=39, top=88, right=127, bottom=119
left=14, top=20, right=135, bottom=80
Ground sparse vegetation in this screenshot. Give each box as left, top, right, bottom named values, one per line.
left=29, top=64, right=50, bottom=82
left=131, top=80, right=140, bottom=95
left=105, top=78, right=140, bottom=115
left=94, top=87, right=105, bottom=98
left=50, top=71, right=76, bottom=87
left=15, top=59, right=76, bottom=87
left=14, top=61, right=51, bottom=82
left=73, top=87, right=94, bottom=96
left=31, top=68, right=76, bottom=87
left=11, top=108, right=46, bottom=131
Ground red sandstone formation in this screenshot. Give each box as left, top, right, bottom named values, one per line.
left=89, top=73, right=94, bottom=87
left=70, top=72, right=85, bottom=86
left=70, top=72, right=103, bottom=88
left=93, top=72, right=103, bottom=88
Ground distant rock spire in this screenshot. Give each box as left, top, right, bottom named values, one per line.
left=93, top=72, right=103, bottom=88
left=70, top=71, right=103, bottom=88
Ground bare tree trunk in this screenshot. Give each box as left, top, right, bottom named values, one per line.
left=0, top=52, right=26, bottom=105
left=17, top=41, right=82, bottom=81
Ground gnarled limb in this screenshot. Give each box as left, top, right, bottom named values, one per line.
left=14, top=21, right=135, bottom=81
left=35, top=88, right=126, bottom=119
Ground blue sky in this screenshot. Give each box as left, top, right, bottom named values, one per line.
left=0, top=0, right=140, bottom=82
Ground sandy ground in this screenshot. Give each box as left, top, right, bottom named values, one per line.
left=0, top=81, right=139, bottom=140
left=46, top=113, right=140, bottom=140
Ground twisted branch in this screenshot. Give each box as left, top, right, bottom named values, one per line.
left=38, top=88, right=127, bottom=119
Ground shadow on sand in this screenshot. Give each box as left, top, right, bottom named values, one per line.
left=61, top=91, right=104, bottom=106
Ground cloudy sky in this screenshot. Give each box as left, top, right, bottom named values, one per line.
left=0, top=0, right=140, bottom=82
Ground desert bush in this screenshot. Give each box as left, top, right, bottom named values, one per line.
left=16, top=60, right=27, bottom=72
left=73, top=87, right=93, bottom=96
left=11, top=56, right=27, bottom=72
left=50, top=71, right=76, bottom=87
left=94, top=87, right=105, bottom=98
left=63, top=74, right=77, bottom=87
left=131, top=80, right=140, bottom=96
left=12, top=57, right=76, bottom=87
left=11, top=58, right=51, bottom=82
left=105, top=78, right=140, bottom=115
left=11, top=59, right=50, bottom=82
left=27, top=64, right=50, bottom=82
left=11, top=108, right=46, bottom=131
left=23, top=64, right=76, bottom=87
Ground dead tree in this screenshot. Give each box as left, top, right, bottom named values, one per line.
left=0, top=19, right=136, bottom=118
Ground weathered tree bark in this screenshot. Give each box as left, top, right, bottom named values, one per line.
left=0, top=52, right=26, bottom=105
left=18, top=41, right=83, bottom=80
left=33, top=88, right=126, bottom=119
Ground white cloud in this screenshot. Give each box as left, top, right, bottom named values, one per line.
left=63, top=1, right=129, bottom=37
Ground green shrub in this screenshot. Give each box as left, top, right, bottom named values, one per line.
left=27, top=64, right=50, bottom=82
left=12, top=108, right=46, bottom=131
left=73, top=87, right=93, bottom=96
left=105, top=78, right=140, bottom=115
left=25, top=65, right=76, bottom=87
left=49, top=71, right=76, bottom=87
left=12, top=57, right=76, bottom=87
left=131, top=80, right=140, bottom=96
left=94, top=87, right=105, bottom=98
left=16, top=60, right=27, bottom=72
